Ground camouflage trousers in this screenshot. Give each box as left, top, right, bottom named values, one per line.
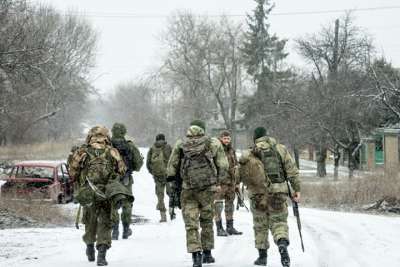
left=250, top=193, right=289, bottom=250
left=154, top=176, right=172, bottom=212
left=214, top=183, right=235, bottom=221
left=82, top=201, right=112, bottom=248
left=112, top=180, right=133, bottom=225
left=181, top=187, right=214, bottom=253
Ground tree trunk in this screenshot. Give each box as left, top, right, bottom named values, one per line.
left=334, top=145, right=341, bottom=181
left=316, top=145, right=327, bottom=177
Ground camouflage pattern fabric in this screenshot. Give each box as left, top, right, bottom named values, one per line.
left=147, top=140, right=172, bottom=212
left=239, top=136, right=300, bottom=250
left=82, top=202, right=113, bottom=248
left=181, top=188, right=215, bottom=253
left=167, top=125, right=228, bottom=253
left=215, top=142, right=239, bottom=221
left=251, top=193, right=289, bottom=249
left=68, top=126, right=126, bottom=249
left=111, top=123, right=143, bottom=227
left=167, top=126, right=229, bottom=189
left=146, top=140, right=172, bottom=177
left=154, top=176, right=172, bottom=212
left=214, top=183, right=235, bottom=221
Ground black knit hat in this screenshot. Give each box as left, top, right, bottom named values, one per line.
left=190, top=120, right=206, bottom=131
left=253, top=127, right=267, bottom=140
left=156, top=133, right=165, bottom=141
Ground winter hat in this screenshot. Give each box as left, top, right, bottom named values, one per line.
left=190, top=120, right=206, bottom=131
left=156, top=133, right=165, bottom=141
left=253, top=127, right=267, bottom=140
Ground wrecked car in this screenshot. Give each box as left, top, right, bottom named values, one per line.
left=0, top=161, right=74, bottom=204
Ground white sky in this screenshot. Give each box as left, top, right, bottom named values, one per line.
left=32, top=0, right=400, bottom=94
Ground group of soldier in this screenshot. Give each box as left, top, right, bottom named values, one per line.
left=67, top=119, right=301, bottom=267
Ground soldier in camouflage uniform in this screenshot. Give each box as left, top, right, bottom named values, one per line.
left=146, top=133, right=173, bottom=222
left=239, top=127, right=300, bottom=267
left=110, top=123, right=143, bottom=240
left=214, top=130, right=242, bottom=236
left=68, top=126, right=127, bottom=266
left=167, top=120, right=228, bottom=267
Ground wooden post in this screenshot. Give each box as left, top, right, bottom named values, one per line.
left=383, top=128, right=400, bottom=175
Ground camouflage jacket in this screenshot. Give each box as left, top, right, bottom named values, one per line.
left=240, top=136, right=300, bottom=195
left=219, top=143, right=239, bottom=185
left=167, top=125, right=229, bottom=190
left=67, top=143, right=126, bottom=186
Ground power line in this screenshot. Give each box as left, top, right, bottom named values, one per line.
left=67, top=5, right=400, bottom=19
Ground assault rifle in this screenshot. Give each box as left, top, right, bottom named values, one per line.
left=281, top=162, right=305, bottom=252
left=168, top=149, right=183, bottom=220
left=286, top=180, right=305, bottom=252
left=235, top=187, right=249, bottom=212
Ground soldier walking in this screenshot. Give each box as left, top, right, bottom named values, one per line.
left=239, top=127, right=301, bottom=267
left=110, top=123, right=143, bottom=240
left=68, top=126, right=129, bottom=266
left=214, top=130, right=242, bottom=236
left=146, top=133, right=173, bottom=222
left=167, top=120, right=228, bottom=267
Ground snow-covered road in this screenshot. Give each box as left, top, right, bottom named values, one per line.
left=1, top=148, right=399, bottom=267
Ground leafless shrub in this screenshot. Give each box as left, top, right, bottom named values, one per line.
left=302, top=172, right=400, bottom=210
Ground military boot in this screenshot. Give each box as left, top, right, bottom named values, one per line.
left=96, top=244, right=108, bottom=266
left=122, top=223, right=132, bottom=239
left=254, top=249, right=267, bottom=266
left=278, top=239, right=290, bottom=267
left=215, top=220, right=228, bottom=236
left=226, top=219, right=242, bottom=235
left=169, top=207, right=176, bottom=220
left=86, top=244, right=95, bottom=262
left=192, top=251, right=202, bottom=267
left=111, top=223, right=119, bottom=240
left=202, top=250, right=215, bottom=264
left=160, top=211, right=167, bottom=222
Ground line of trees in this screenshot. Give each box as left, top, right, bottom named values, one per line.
left=0, top=0, right=97, bottom=145
left=100, top=0, right=399, bottom=178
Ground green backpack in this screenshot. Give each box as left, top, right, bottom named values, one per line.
left=150, top=146, right=167, bottom=177
left=180, top=136, right=217, bottom=189
left=74, top=147, right=114, bottom=206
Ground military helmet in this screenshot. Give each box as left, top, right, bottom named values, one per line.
left=86, top=125, right=110, bottom=144
left=112, top=123, right=127, bottom=138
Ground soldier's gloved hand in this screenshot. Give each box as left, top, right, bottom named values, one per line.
left=292, top=192, right=301, bottom=203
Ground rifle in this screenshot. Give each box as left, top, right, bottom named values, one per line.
left=168, top=148, right=183, bottom=220
left=280, top=156, right=305, bottom=252
left=235, top=187, right=249, bottom=212
left=75, top=204, right=82, bottom=229
left=285, top=180, right=305, bottom=252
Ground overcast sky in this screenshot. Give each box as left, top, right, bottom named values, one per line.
left=32, top=0, right=400, bottom=94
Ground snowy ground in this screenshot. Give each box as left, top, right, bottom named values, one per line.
left=1, top=148, right=400, bottom=267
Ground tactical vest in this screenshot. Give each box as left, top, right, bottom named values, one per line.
left=112, top=138, right=133, bottom=172
left=258, top=145, right=285, bottom=184
left=180, top=136, right=217, bottom=189
left=150, top=145, right=168, bottom=177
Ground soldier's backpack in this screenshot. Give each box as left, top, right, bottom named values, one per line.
left=150, top=146, right=168, bottom=177
left=180, top=136, right=217, bottom=189
left=112, top=138, right=134, bottom=172
left=253, top=144, right=285, bottom=184
left=74, top=146, right=114, bottom=206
